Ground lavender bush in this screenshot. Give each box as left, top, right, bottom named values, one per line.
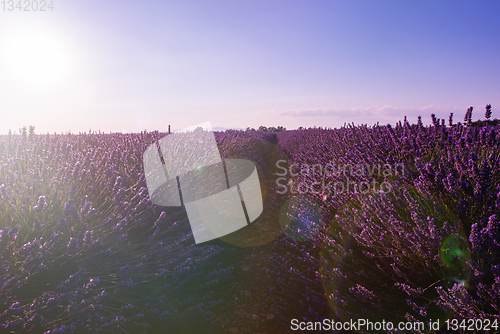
left=268, top=118, right=500, bottom=333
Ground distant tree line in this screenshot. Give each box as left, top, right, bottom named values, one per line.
left=246, top=125, right=287, bottom=132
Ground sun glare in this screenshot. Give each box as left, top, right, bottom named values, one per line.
left=3, top=31, right=69, bottom=86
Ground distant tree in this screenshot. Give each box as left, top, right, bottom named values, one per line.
left=485, top=104, right=492, bottom=120
left=449, top=113, right=454, bottom=126
left=8, top=129, right=12, bottom=142
left=417, top=116, right=423, bottom=128
left=257, top=125, right=286, bottom=132
left=256, top=125, right=286, bottom=132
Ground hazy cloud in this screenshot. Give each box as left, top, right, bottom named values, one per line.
left=277, top=104, right=466, bottom=125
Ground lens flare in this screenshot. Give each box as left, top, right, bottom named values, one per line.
left=217, top=136, right=289, bottom=247
left=440, top=234, right=470, bottom=280
left=279, top=195, right=323, bottom=242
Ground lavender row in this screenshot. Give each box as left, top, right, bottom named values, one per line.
left=0, top=131, right=243, bottom=333
left=268, top=119, right=500, bottom=333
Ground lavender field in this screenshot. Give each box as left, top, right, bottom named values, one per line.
left=1, top=115, right=499, bottom=333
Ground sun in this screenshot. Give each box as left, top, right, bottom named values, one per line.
left=3, top=31, right=70, bottom=85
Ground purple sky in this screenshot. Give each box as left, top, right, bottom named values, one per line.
left=0, top=0, right=499, bottom=133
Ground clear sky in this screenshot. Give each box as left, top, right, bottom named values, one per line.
left=0, top=0, right=499, bottom=134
